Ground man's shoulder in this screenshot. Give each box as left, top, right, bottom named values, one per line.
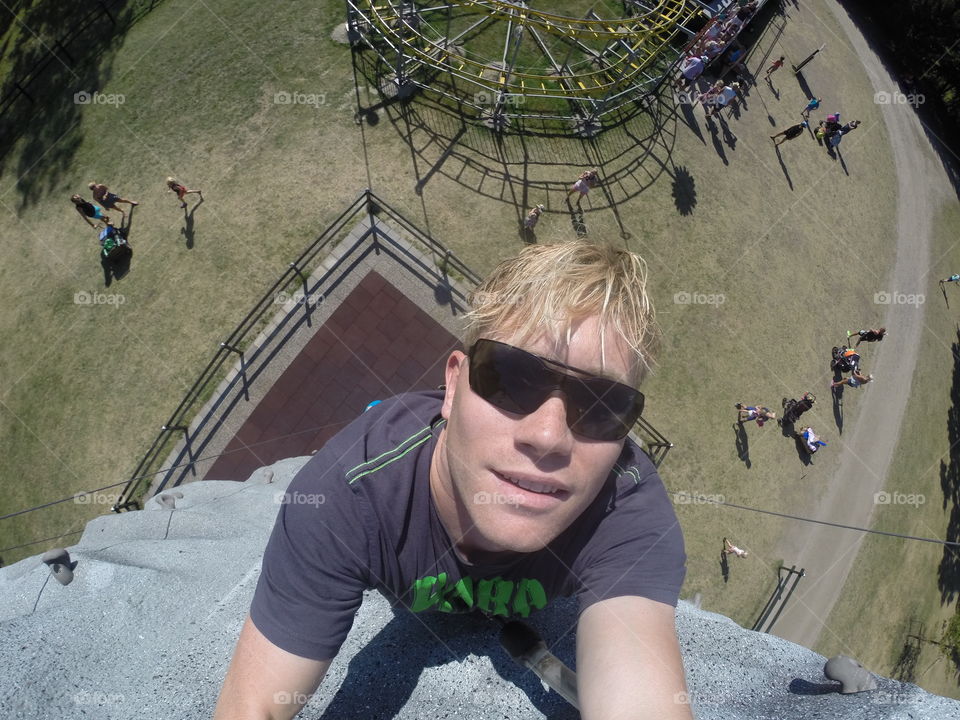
left=297, top=390, right=444, bottom=491
left=608, top=440, right=661, bottom=496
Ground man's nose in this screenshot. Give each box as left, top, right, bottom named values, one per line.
left=514, top=393, right=574, bottom=459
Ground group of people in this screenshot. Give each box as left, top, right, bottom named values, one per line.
left=521, top=168, right=601, bottom=232
left=770, top=109, right=862, bottom=151
left=71, top=177, right=203, bottom=233
left=733, top=327, right=885, bottom=457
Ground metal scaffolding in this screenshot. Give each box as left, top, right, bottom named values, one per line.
left=347, top=0, right=703, bottom=134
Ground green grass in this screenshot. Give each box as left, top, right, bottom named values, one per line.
left=816, top=200, right=960, bottom=698
left=0, top=0, right=959, bottom=702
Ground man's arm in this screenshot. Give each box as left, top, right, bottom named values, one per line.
left=214, top=615, right=332, bottom=720
left=576, top=596, right=693, bottom=720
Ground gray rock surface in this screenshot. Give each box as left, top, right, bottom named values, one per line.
left=1, top=456, right=958, bottom=719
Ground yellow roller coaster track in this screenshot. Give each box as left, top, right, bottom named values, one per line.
left=357, top=0, right=700, bottom=99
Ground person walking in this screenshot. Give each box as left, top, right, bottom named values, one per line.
left=831, top=369, right=874, bottom=390
left=166, top=177, right=203, bottom=209
left=796, top=426, right=827, bottom=454
left=722, top=537, right=749, bottom=558
left=847, top=327, right=886, bottom=347
left=735, top=403, right=775, bottom=427
left=88, top=181, right=138, bottom=217
left=801, top=97, right=822, bottom=119
left=523, top=204, right=545, bottom=231
left=764, top=56, right=785, bottom=79
left=770, top=121, right=808, bottom=146
left=566, top=168, right=599, bottom=203
left=71, top=194, right=109, bottom=229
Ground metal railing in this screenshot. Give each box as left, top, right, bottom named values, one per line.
left=113, top=189, right=480, bottom=510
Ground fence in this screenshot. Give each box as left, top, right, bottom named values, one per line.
left=113, top=188, right=481, bottom=510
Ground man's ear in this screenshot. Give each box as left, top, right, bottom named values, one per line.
left=441, top=351, right=467, bottom=421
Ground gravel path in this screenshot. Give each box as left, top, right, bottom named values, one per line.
left=773, top=1, right=952, bottom=648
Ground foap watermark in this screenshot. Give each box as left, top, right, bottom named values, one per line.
left=273, top=691, right=312, bottom=706
left=874, top=90, right=925, bottom=107
left=274, top=491, right=326, bottom=507
left=673, top=291, right=725, bottom=307
left=675, top=91, right=698, bottom=106
left=674, top=491, right=725, bottom=505
left=74, top=491, right=120, bottom=506
left=473, top=91, right=524, bottom=106
left=274, top=290, right=324, bottom=308
left=74, top=290, right=125, bottom=307
left=73, top=690, right=125, bottom=706
left=873, top=291, right=924, bottom=306
left=874, top=491, right=925, bottom=507
left=871, top=690, right=913, bottom=706
left=74, top=90, right=125, bottom=106
left=474, top=491, right=524, bottom=506
left=274, top=91, right=326, bottom=109
left=471, top=289, right=525, bottom=306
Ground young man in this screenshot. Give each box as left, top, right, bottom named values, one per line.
left=770, top=121, right=808, bottom=146
left=214, top=242, right=691, bottom=719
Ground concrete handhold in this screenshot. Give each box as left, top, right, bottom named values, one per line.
left=41, top=548, right=77, bottom=586
left=824, top=655, right=878, bottom=693
left=156, top=492, right=184, bottom=509
left=264, top=470, right=275, bottom=484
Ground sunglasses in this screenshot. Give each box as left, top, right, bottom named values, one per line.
left=467, top=339, right=644, bottom=441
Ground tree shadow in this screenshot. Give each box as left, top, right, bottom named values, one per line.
left=0, top=1, right=163, bottom=211
left=733, top=422, right=751, bottom=468
left=671, top=165, right=696, bottom=215
left=938, top=328, right=960, bottom=603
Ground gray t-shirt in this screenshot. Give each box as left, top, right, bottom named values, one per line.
left=250, top=391, right=686, bottom=660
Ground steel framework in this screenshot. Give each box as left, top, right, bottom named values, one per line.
left=347, top=0, right=704, bottom=134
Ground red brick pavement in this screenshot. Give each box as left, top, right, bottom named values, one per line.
left=204, top=270, right=461, bottom=481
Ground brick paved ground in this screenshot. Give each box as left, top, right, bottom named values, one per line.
left=204, top=270, right=460, bottom=481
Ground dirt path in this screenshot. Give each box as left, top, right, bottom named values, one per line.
left=773, top=1, right=951, bottom=648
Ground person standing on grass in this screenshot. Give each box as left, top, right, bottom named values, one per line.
left=832, top=369, right=873, bottom=391
left=796, top=426, right=827, bottom=454
left=722, top=537, right=748, bottom=558
left=801, top=97, right=822, bottom=119
left=88, top=181, right=138, bottom=217
left=770, top=121, right=808, bottom=146
left=523, top=204, right=545, bottom=231
left=71, top=194, right=109, bottom=229
left=847, top=327, right=886, bottom=347
left=166, top=177, right=203, bottom=209
left=566, top=168, right=599, bottom=203
left=765, top=56, right=785, bottom=79
left=735, top=403, right=776, bottom=427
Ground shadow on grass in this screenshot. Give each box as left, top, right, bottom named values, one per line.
left=672, top=165, right=696, bottom=215
left=938, top=328, right=960, bottom=604
left=733, top=422, right=751, bottom=468
left=181, top=196, right=204, bottom=249
left=0, top=1, right=165, bottom=212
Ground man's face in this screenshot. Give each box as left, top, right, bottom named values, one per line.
left=431, top=315, right=634, bottom=558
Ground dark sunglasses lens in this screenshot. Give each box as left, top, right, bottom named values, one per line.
left=565, top=377, right=643, bottom=440
left=470, top=341, right=552, bottom=414
left=469, top=340, right=642, bottom=441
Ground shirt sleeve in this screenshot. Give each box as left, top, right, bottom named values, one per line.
left=249, top=457, right=375, bottom=660
left=572, top=459, right=686, bottom=613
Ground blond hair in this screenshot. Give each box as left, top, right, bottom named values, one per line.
left=463, top=241, right=659, bottom=383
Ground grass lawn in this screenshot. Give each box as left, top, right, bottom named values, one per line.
left=1, top=0, right=959, bottom=700
left=817, top=200, right=960, bottom=698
